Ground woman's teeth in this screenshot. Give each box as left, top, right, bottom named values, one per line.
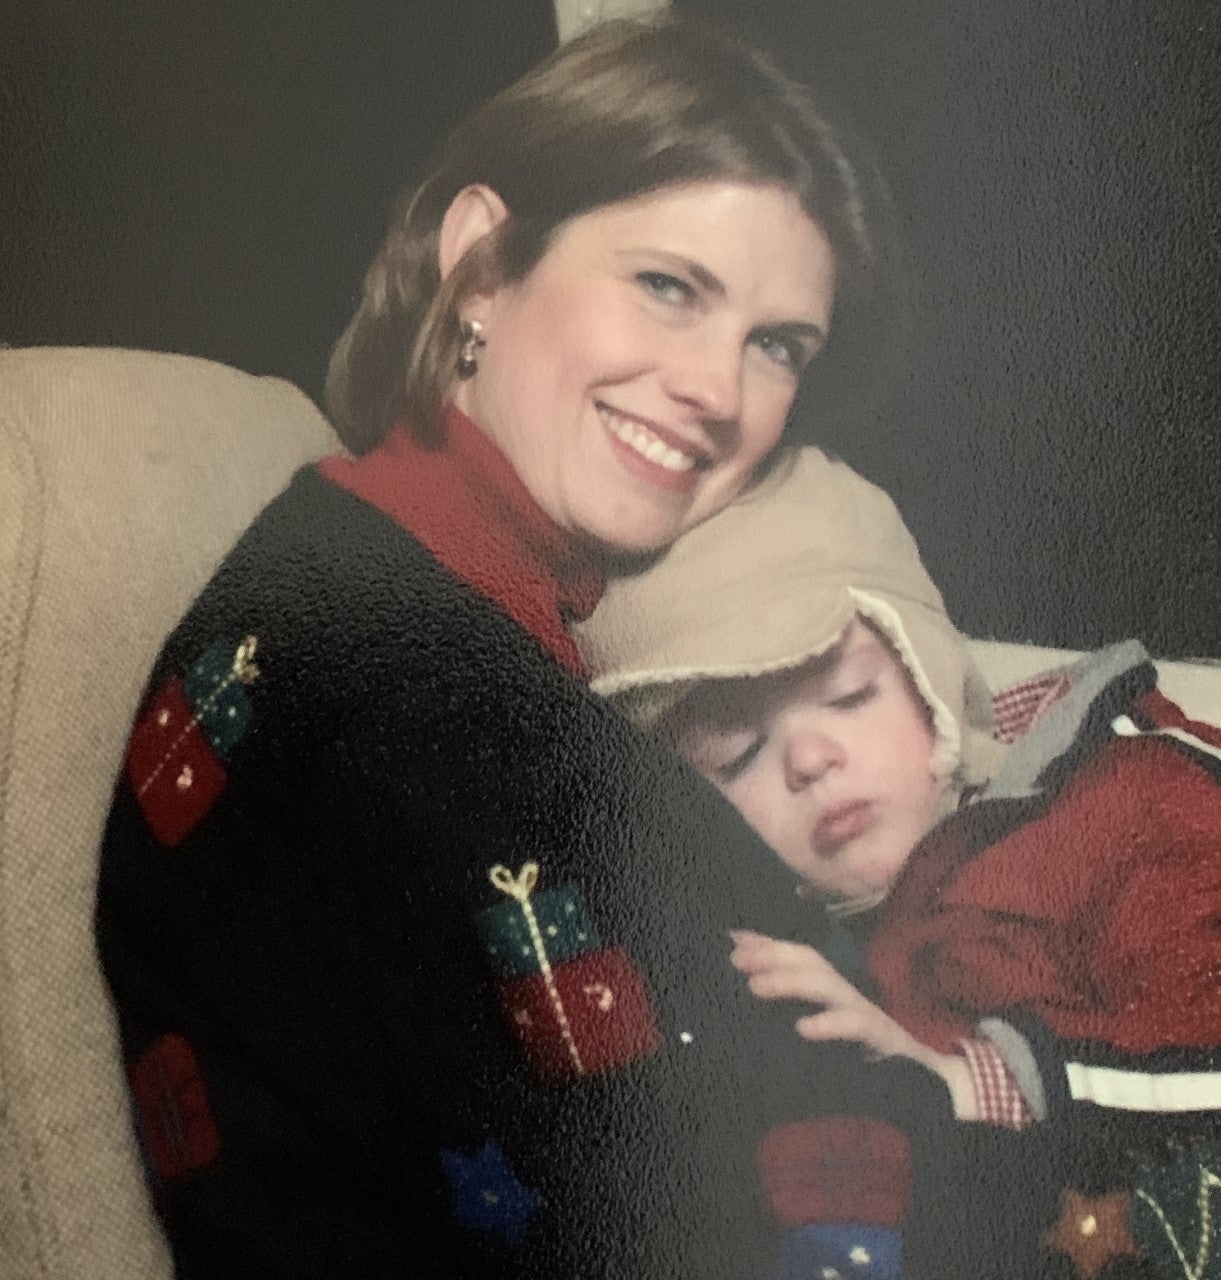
left=600, top=408, right=697, bottom=473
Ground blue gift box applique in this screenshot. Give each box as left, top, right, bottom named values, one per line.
left=183, top=642, right=256, bottom=757
left=775, top=1223, right=903, bottom=1280
left=478, top=882, right=599, bottom=978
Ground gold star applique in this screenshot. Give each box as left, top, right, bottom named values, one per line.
left=1043, top=1188, right=1142, bottom=1279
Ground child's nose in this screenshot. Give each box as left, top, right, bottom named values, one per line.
left=783, top=720, right=845, bottom=790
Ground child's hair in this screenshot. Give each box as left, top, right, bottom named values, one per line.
left=324, top=15, right=904, bottom=453
left=575, top=447, right=1003, bottom=797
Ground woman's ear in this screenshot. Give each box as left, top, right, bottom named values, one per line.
left=438, top=184, right=510, bottom=281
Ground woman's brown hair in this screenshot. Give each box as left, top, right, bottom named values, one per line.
left=324, top=14, right=904, bottom=454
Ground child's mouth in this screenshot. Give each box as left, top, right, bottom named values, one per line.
left=812, top=800, right=873, bottom=853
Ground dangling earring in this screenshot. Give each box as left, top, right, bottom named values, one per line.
left=456, top=318, right=485, bottom=379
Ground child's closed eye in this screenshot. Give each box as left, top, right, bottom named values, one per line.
left=715, top=734, right=766, bottom=782
left=825, top=681, right=878, bottom=712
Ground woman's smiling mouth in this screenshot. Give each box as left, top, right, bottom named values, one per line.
left=597, top=403, right=704, bottom=475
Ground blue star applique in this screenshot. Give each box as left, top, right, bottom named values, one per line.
left=440, top=1140, right=543, bottom=1247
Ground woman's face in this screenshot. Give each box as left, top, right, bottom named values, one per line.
left=452, top=181, right=837, bottom=555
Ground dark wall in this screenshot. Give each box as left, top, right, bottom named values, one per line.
left=4, top=1, right=1217, bottom=655
left=2, top=1, right=557, bottom=402
left=683, top=0, right=1220, bottom=657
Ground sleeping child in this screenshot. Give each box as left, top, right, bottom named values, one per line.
left=576, top=446, right=1221, bottom=1278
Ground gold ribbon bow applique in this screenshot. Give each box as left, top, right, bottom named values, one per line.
left=231, top=635, right=261, bottom=685
left=490, top=862, right=539, bottom=903
left=489, top=862, right=584, bottom=1074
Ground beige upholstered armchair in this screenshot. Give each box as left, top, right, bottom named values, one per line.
left=0, top=348, right=335, bottom=1278
left=1, top=346, right=1217, bottom=1278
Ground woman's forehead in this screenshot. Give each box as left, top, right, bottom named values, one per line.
left=547, top=180, right=835, bottom=320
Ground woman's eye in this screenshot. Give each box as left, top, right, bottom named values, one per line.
left=826, top=682, right=878, bottom=712
left=754, top=332, right=806, bottom=371
left=637, top=271, right=695, bottom=305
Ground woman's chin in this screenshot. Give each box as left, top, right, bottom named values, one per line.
left=567, top=490, right=693, bottom=560
left=580, top=518, right=686, bottom=562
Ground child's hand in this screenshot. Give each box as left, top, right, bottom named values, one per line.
left=729, top=930, right=979, bottom=1120
left=730, top=929, right=923, bottom=1060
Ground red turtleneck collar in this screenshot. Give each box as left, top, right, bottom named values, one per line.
left=318, top=406, right=605, bottom=679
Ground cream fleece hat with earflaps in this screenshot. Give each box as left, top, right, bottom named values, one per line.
left=575, top=447, right=1006, bottom=798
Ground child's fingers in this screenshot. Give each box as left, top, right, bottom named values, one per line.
left=727, top=928, right=781, bottom=960
left=797, top=1005, right=925, bottom=1064
left=746, top=959, right=856, bottom=1006
left=730, top=933, right=832, bottom=975
left=728, top=934, right=785, bottom=973
left=794, top=1008, right=870, bottom=1043
left=728, top=928, right=768, bottom=945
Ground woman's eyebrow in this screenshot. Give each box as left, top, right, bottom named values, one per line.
left=680, top=257, right=725, bottom=296
left=616, top=247, right=724, bottom=294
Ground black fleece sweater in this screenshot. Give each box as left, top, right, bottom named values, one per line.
left=97, top=462, right=888, bottom=1280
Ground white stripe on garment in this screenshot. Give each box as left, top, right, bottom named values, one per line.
left=1067, top=1062, right=1221, bottom=1112
left=1111, top=715, right=1221, bottom=765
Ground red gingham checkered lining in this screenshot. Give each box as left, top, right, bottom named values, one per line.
left=959, top=1038, right=1033, bottom=1130
left=991, top=667, right=1073, bottom=744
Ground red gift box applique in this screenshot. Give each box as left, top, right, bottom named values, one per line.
left=498, top=945, right=662, bottom=1084
left=126, top=677, right=228, bottom=847
left=125, top=636, right=260, bottom=847
left=483, top=862, right=662, bottom=1084
left=757, top=1116, right=912, bottom=1228
left=127, top=1033, right=221, bottom=1185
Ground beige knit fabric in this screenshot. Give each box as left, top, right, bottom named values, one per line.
left=0, top=348, right=335, bottom=1280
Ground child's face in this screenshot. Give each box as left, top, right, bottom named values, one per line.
left=671, top=619, right=942, bottom=903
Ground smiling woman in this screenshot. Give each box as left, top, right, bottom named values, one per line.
left=95, top=16, right=905, bottom=1280
left=324, top=16, right=899, bottom=462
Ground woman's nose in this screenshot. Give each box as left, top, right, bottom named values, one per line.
left=783, top=719, right=845, bottom=790
left=661, top=329, right=743, bottom=423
